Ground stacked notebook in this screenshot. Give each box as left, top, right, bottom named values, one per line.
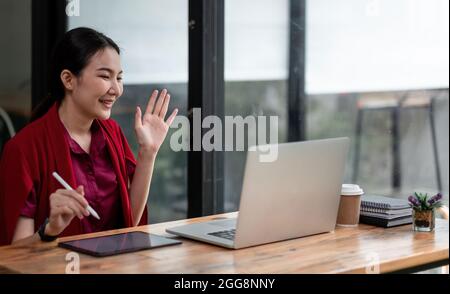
left=359, top=195, right=412, bottom=227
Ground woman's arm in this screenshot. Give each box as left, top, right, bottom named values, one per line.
left=11, top=217, right=40, bottom=245
left=12, top=216, right=67, bottom=245
left=129, top=89, right=177, bottom=225
left=128, top=148, right=156, bottom=226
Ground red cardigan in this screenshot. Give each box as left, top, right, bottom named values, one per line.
left=0, top=103, right=147, bottom=245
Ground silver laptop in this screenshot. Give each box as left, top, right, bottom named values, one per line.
left=166, top=137, right=350, bottom=249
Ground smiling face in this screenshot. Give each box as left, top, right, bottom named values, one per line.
left=64, top=47, right=123, bottom=120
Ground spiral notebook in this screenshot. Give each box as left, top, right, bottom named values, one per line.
left=361, top=195, right=411, bottom=210
left=360, top=211, right=412, bottom=219
left=361, top=206, right=412, bottom=215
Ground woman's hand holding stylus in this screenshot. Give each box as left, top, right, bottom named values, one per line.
left=46, top=186, right=89, bottom=236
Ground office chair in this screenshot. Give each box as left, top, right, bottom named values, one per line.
left=352, top=92, right=443, bottom=193
left=0, top=107, right=16, bottom=154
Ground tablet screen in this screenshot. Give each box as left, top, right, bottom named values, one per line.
left=58, top=231, right=181, bottom=257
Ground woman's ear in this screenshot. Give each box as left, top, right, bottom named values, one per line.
left=60, top=69, right=75, bottom=91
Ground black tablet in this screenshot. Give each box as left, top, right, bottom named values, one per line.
left=58, top=231, right=182, bottom=257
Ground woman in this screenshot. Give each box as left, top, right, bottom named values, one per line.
left=0, top=27, right=177, bottom=245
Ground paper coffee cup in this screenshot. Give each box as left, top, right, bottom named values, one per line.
left=336, top=184, right=364, bottom=227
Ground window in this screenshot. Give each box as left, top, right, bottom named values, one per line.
left=224, top=0, right=289, bottom=211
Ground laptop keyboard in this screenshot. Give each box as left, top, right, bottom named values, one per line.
left=208, top=229, right=236, bottom=241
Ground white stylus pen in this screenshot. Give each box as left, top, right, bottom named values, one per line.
left=52, top=171, right=101, bottom=220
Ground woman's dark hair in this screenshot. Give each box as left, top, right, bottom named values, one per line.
left=30, top=27, right=120, bottom=122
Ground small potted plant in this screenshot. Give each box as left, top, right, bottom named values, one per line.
left=408, top=192, right=443, bottom=232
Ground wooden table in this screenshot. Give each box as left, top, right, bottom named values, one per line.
left=0, top=212, right=448, bottom=274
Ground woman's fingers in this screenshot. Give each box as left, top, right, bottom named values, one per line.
left=153, top=89, right=167, bottom=116
left=53, top=202, right=82, bottom=219
left=54, top=197, right=88, bottom=218
left=55, top=190, right=90, bottom=218
left=55, top=188, right=86, bottom=207
left=135, top=106, right=143, bottom=130
left=145, top=90, right=158, bottom=115
left=159, top=94, right=170, bottom=119
left=52, top=206, right=74, bottom=219
left=165, top=108, right=178, bottom=126
left=65, top=198, right=88, bottom=218
left=76, top=185, right=84, bottom=196
left=59, top=190, right=89, bottom=209
left=64, top=204, right=83, bottom=219
left=142, top=89, right=173, bottom=119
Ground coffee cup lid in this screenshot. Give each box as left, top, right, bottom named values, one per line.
left=341, top=184, right=364, bottom=196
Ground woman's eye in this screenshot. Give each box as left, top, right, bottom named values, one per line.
left=117, top=77, right=123, bottom=81
left=100, top=75, right=110, bottom=79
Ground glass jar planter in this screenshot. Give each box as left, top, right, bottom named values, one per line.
left=412, top=209, right=435, bottom=232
